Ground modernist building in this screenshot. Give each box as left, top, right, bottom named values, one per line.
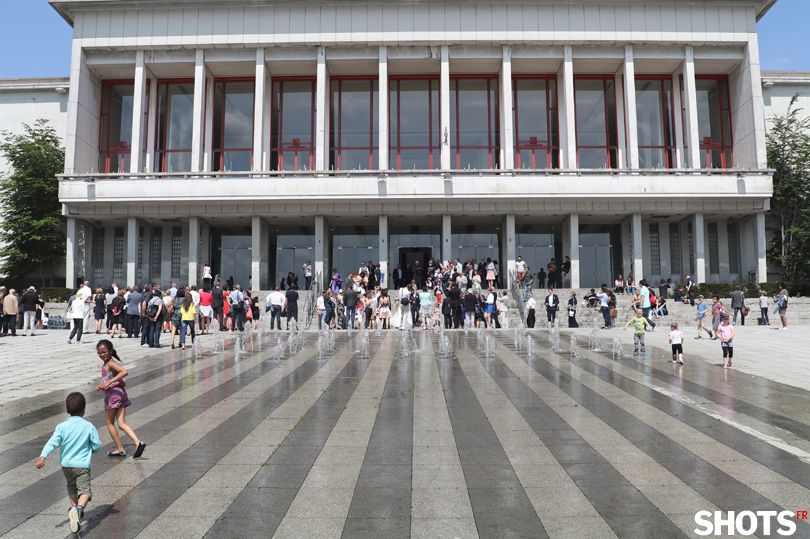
left=49, top=0, right=778, bottom=290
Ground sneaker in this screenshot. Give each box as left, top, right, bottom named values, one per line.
left=633, top=352, right=638, bottom=356
left=677, top=359, right=684, bottom=365
left=709, top=331, right=713, bottom=338
left=694, top=337, right=701, bottom=340
left=640, top=352, right=645, bottom=356
left=781, top=327, right=788, bottom=331
left=68, top=507, right=80, bottom=533
left=76, top=506, right=84, bottom=520
left=67, top=339, right=72, bottom=344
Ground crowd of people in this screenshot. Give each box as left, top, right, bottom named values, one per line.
left=0, top=286, right=47, bottom=336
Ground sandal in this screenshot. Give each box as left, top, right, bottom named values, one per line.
left=108, top=449, right=127, bottom=457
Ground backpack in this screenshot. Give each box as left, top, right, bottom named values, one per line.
left=146, top=301, right=159, bottom=318
left=112, top=297, right=124, bottom=316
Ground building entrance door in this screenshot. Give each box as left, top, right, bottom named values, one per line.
left=219, top=235, right=252, bottom=291
left=399, top=247, right=431, bottom=287
left=579, top=233, right=613, bottom=288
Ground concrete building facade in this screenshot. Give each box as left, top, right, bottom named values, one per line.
left=48, top=0, right=779, bottom=291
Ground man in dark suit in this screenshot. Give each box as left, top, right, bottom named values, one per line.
left=442, top=295, right=452, bottom=329
left=544, top=288, right=560, bottom=325
left=392, top=264, right=404, bottom=289
left=446, top=283, right=462, bottom=328
left=211, top=282, right=224, bottom=327
left=403, top=264, right=413, bottom=286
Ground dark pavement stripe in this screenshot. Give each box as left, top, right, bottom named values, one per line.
left=203, top=334, right=386, bottom=539
left=470, top=335, right=685, bottom=539
left=437, top=335, right=548, bottom=539
left=561, top=344, right=810, bottom=491
left=502, top=337, right=810, bottom=535
left=344, top=335, right=414, bottom=538
left=0, top=339, right=317, bottom=537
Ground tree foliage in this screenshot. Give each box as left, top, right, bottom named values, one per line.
left=766, top=94, right=810, bottom=284
left=0, top=120, right=65, bottom=286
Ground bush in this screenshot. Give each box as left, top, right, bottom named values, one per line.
left=692, top=282, right=809, bottom=299
left=41, top=287, right=73, bottom=302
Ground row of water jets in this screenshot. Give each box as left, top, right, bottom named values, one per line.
left=511, top=316, right=623, bottom=360
left=202, top=318, right=307, bottom=362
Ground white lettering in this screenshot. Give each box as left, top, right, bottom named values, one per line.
left=736, top=511, right=757, bottom=536
left=758, top=510, right=778, bottom=535
left=695, top=511, right=713, bottom=536
left=715, top=511, right=736, bottom=536
left=777, top=511, right=797, bottom=536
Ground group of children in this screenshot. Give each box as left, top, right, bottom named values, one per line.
left=36, top=339, right=144, bottom=533
left=623, top=307, right=736, bottom=368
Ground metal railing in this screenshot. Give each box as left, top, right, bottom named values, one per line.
left=509, top=270, right=526, bottom=325
left=303, top=272, right=321, bottom=330
left=57, top=167, right=773, bottom=182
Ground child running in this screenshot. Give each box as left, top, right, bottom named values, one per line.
left=623, top=307, right=651, bottom=356
left=95, top=339, right=146, bottom=458
left=669, top=322, right=684, bottom=364
left=36, top=392, right=101, bottom=533
left=717, top=314, right=736, bottom=368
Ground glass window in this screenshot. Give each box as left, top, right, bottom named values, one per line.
left=450, top=78, right=500, bottom=169
left=669, top=225, right=681, bottom=276
left=272, top=79, right=316, bottom=171
left=574, top=78, right=618, bottom=168
left=513, top=77, right=559, bottom=169
left=648, top=223, right=661, bottom=275
left=331, top=226, right=379, bottom=278
left=451, top=224, right=500, bottom=266
left=695, top=77, right=733, bottom=168
left=155, top=81, right=194, bottom=172
left=390, top=78, right=441, bottom=170
left=99, top=82, right=147, bottom=173
left=213, top=80, right=255, bottom=172
left=635, top=77, right=676, bottom=169
left=707, top=222, right=719, bottom=274
left=728, top=223, right=740, bottom=275
left=330, top=79, right=379, bottom=170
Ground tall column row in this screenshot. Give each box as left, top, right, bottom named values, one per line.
left=123, top=45, right=712, bottom=174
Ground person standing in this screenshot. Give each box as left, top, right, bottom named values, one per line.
left=79, top=281, right=92, bottom=333
left=211, top=282, right=224, bottom=328
left=285, top=286, right=299, bottom=329
left=523, top=268, right=534, bottom=300
left=546, top=259, right=557, bottom=289
left=567, top=291, right=578, bottom=328
left=146, top=290, right=164, bottom=348
left=67, top=292, right=86, bottom=344
left=623, top=308, right=651, bottom=356
left=598, top=286, right=612, bottom=329
left=717, top=314, right=735, bottom=368
left=684, top=274, right=695, bottom=306
left=20, top=286, right=39, bottom=336
left=710, top=296, right=731, bottom=339
left=561, top=256, right=571, bottom=288
left=343, top=285, right=359, bottom=330
left=448, top=282, right=462, bottom=329
left=464, top=288, right=477, bottom=328
left=526, top=294, right=537, bottom=328
left=125, top=286, right=142, bottom=338
left=639, top=280, right=656, bottom=330
left=669, top=322, right=685, bottom=364
left=202, top=262, right=213, bottom=289
left=758, top=290, right=770, bottom=325
left=2, top=288, right=19, bottom=337
left=731, top=286, right=746, bottom=325
left=228, top=285, right=245, bottom=331
left=544, top=288, right=559, bottom=325
left=515, top=256, right=527, bottom=285
left=776, top=282, right=789, bottom=330
left=316, top=290, right=326, bottom=330
left=198, top=286, right=213, bottom=335
left=694, top=295, right=712, bottom=340
left=499, top=291, right=510, bottom=329
left=303, top=261, right=313, bottom=290
left=266, top=287, right=285, bottom=330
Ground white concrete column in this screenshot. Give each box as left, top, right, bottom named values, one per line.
left=251, top=216, right=265, bottom=292
left=568, top=213, right=580, bottom=288
left=252, top=48, right=268, bottom=172
left=203, top=75, right=215, bottom=172
left=314, top=215, right=328, bottom=280
left=440, top=45, right=451, bottom=170
left=692, top=212, right=706, bottom=283
left=188, top=216, right=199, bottom=287
left=145, top=77, right=158, bottom=173
left=682, top=46, right=701, bottom=169
left=66, top=217, right=77, bottom=288
left=671, top=72, right=685, bottom=168
left=623, top=45, right=639, bottom=169
left=378, top=46, right=389, bottom=170
left=442, top=214, right=452, bottom=263
left=560, top=45, right=577, bottom=169
left=315, top=47, right=329, bottom=171
left=126, top=217, right=137, bottom=286
left=615, top=70, right=627, bottom=169
left=500, top=45, right=514, bottom=170
left=755, top=212, right=767, bottom=283
left=130, top=50, right=147, bottom=173
left=502, top=214, right=516, bottom=288
left=191, top=49, right=207, bottom=173
left=379, top=214, right=389, bottom=284
left=631, top=213, right=643, bottom=283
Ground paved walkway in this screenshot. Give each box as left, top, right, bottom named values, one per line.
left=0, top=325, right=809, bottom=538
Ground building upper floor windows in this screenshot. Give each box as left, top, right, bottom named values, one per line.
left=99, top=81, right=142, bottom=173
left=574, top=76, right=619, bottom=169
left=330, top=78, right=379, bottom=171
left=390, top=77, right=441, bottom=170
left=513, top=76, right=559, bottom=169
left=155, top=80, right=194, bottom=173
left=213, top=79, right=255, bottom=172
left=635, top=76, right=677, bottom=169
left=271, top=78, right=316, bottom=171
left=695, top=76, right=733, bottom=169
left=450, top=77, right=500, bottom=170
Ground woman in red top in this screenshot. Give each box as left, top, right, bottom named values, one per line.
left=199, top=286, right=213, bottom=334
left=222, top=286, right=232, bottom=330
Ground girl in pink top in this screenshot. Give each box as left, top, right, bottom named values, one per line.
left=717, top=314, right=735, bottom=368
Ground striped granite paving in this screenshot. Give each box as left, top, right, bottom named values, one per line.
left=1, top=329, right=810, bottom=539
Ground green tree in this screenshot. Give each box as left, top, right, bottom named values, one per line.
left=0, top=120, right=65, bottom=286
left=766, top=94, right=810, bottom=283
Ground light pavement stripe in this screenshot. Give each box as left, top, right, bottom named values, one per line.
left=410, top=334, right=477, bottom=539
left=539, top=345, right=810, bottom=519
left=133, top=338, right=369, bottom=538
left=272, top=333, right=396, bottom=538
left=1, top=342, right=324, bottom=538
left=454, top=343, right=618, bottom=539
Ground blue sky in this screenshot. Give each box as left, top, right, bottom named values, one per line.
left=1, top=0, right=808, bottom=78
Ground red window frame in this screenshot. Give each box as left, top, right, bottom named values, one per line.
left=98, top=79, right=148, bottom=173
left=154, top=78, right=194, bottom=173
left=330, top=76, right=379, bottom=171
left=450, top=75, right=500, bottom=169
left=389, top=75, right=441, bottom=170
left=573, top=74, right=619, bottom=169
left=680, top=75, right=733, bottom=168
left=512, top=75, right=559, bottom=169
left=271, top=77, right=316, bottom=171
left=212, top=77, right=255, bottom=172
left=634, top=75, right=677, bottom=168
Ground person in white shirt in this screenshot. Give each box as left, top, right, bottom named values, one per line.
left=668, top=322, right=685, bottom=364
left=67, top=292, right=87, bottom=344
left=79, top=281, right=92, bottom=332
left=202, top=262, right=213, bottom=288
left=316, top=293, right=326, bottom=330
left=499, top=291, right=510, bottom=329
left=758, top=290, right=770, bottom=325
left=397, top=286, right=413, bottom=330
left=303, top=261, right=313, bottom=290
left=266, top=288, right=286, bottom=330
left=526, top=294, right=537, bottom=328
left=515, top=256, right=527, bottom=284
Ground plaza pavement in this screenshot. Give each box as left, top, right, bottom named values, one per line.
left=0, top=322, right=809, bottom=538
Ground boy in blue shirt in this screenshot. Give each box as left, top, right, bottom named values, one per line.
left=35, top=392, right=101, bottom=533
left=694, top=294, right=712, bottom=340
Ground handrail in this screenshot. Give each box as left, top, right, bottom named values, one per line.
left=57, top=167, right=774, bottom=182
left=509, top=270, right=526, bottom=326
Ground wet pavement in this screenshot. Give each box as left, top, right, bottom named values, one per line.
left=1, top=324, right=809, bottom=538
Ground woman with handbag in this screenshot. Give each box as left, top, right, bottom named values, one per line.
left=568, top=291, right=579, bottom=328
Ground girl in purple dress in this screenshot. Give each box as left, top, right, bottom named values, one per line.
left=95, top=339, right=146, bottom=458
